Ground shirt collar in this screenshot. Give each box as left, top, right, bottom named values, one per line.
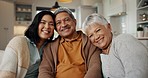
left=60, top=32, right=82, bottom=43
left=25, top=36, right=48, bottom=47
left=25, top=36, right=36, bottom=46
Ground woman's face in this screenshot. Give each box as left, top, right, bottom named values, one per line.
left=86, top=23, right=112, bottom=50
left=38, top=14, right=54, bottom=41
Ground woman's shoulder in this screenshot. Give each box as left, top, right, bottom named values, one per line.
left=8, top=36, right=27, bottom=45
left=11, top=36, right=26, bottom=40
left=112, top=34, right=139, bottom=46
left=114, top=34, right=136, bottom=41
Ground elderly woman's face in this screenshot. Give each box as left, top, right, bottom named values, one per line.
left=86, top=23, right=112, bottom=50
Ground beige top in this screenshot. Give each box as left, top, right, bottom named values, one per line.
left=0, top=36, right=30, bottom=78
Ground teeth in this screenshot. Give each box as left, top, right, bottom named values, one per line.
left=61, top=26, right=70, bottom=31
left=43, top=30, right=49, bottom=33
left=96, top=37, right=103, bottom=43
left=61, top=28, right=68, bottom=31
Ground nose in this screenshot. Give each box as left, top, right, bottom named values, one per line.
left=61, top=21, right=67, bottom=27
left=44, top=23, right=50, bottom=29
left=94, top=33, right=100, bottom=41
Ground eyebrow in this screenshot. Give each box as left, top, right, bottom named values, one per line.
left=40, top=20, right=46, bottom=22
left=41, top=19, right=53, bottom=22
left=56, top=16, right=70, bottom=21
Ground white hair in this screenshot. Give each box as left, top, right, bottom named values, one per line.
left=82, top=13, right=109, bottom=32
left=54, top=7, right=75, bottom=19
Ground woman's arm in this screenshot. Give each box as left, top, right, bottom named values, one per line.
left=0, top=39, right=18, bottom=78
left=116, top=34, right=148, bottom=78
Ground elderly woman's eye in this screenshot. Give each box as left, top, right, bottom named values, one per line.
left=88, top=34, right=93, bottom=38
left=96, top=29, right=101, bottom=32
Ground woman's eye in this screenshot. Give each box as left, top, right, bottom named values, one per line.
left=96, top=29, right=101, bottom=32
left=49, top=23, right=54, bottom=26
left=89, top=34, right=93, bottom=38
left=40, top=21, right=46, bottom=24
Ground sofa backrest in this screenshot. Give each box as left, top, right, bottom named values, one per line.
left=0, top=50, right=4, bottom=63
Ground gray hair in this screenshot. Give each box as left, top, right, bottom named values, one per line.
left=83, top=13, right=109, bottom=31
left=54, top=7, right=75, bottom=19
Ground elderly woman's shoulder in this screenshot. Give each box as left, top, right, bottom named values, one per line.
left=114, top=33, right=137, bottom=41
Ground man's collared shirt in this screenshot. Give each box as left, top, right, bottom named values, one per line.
left=56, top=33, right=85, bottom=78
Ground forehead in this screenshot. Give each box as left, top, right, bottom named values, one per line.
left=41, top=15, right=52, bottom=20
left=87, top=23, right=102, bottom=30
left=86, top=24, right=98, bottom=31
left=86, top=23, right=104, bottom=33
left=55, top=12, right=70, bottom=20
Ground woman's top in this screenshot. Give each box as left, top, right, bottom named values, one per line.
left=0, top=36, right=48, bottom=78
left=24, top=37, right=47, bottom=78
left=101, top=34, right=148, bottom=78
left=0, top=36, right=30, bottom=78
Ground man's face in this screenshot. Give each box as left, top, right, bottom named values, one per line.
left=55, top=12, right=76, bottom=38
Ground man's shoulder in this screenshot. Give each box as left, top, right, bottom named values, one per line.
left=46, top=37, right=60, bottom=47
left=52, top=36, right=60, bottom=43
left=77, top=30, right=88, bottom=38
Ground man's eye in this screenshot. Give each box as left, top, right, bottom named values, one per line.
left=56, top=22, right=60, bottom=25
left=65, top=18, right=70, bottom=21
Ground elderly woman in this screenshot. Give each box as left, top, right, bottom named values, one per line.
left=83, top=13, right=148, bottom=78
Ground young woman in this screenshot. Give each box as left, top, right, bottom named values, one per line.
left=0, top=10, right=55, bottom=78
left=83, top=13, right=148, bottom=78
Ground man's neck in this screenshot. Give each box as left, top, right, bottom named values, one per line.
left=64, top=31, right=79, bottom=42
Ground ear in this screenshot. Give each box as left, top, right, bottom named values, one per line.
left=107, top=23, right=112, bottom=31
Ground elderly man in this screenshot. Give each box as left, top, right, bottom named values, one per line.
left=38, top=7, right=102, bottom=78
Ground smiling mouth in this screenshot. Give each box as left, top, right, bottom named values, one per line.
left=42, top=30, right=50, bottom=34
left=96, top=36, right=104, bottom=43
left=61, top=27, right=70, bottom=31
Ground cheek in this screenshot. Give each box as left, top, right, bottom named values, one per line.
left=51, top=26, right=54, bottom=30
left=56, top=26, right=60, bottom=31
left=38, top=25, right=43, bottom=30
left=51, top=27, right=54, bottom=33
left=90, top=38, right=95, bottom=44
left=90, top=37, right=99, bottom=46
left=38, top=26, right=41, bottom=33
